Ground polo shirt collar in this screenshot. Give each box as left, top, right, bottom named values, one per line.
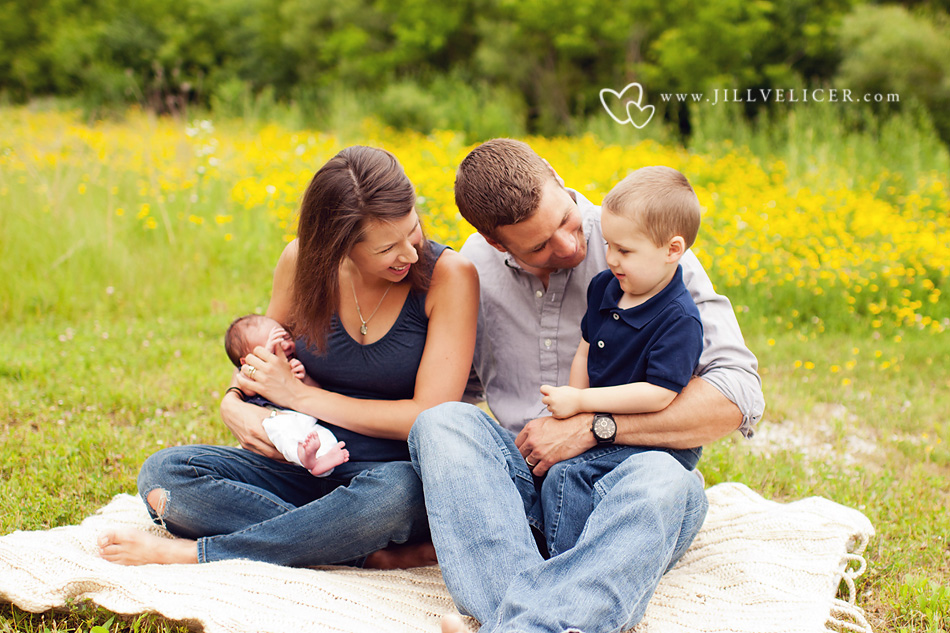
left=600, top=265, right=685, bottom=329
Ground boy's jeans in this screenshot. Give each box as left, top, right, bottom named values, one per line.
left=137, top=445, right=428, bottom=566
left=543, top=443, right=702, bottom=557
left=409, top=402, right=708, bottom=633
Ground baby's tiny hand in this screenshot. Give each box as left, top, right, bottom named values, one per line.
left=265, top=326, right=294, bottom=357
left=289, top=358, right=307, bottom=381
left=540, top=384, right=582, bottom=419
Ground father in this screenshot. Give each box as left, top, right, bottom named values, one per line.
left=408, top=139, right=764, bottom=633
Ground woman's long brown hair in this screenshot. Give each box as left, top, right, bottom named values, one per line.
left=291, top=146, right=432, bottom=350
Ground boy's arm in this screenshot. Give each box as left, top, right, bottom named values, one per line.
left=542, top=338, right=676, bottom=417
left=521, top=378, right=740, bottom=474
left=539, top=340, right=592, bottom=418
left=568, top=340, right=590, bottom=388
left=541, top=381, right=676, bottom=419
left=542, top=382, right=677, bottom=418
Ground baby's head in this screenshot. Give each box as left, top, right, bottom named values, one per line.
left=225, top=314, right=296, bottom=367
left=602, top=166, right=701, bottom=255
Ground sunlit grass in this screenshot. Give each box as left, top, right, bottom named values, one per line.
left=1, top=105, right=949, bottom=632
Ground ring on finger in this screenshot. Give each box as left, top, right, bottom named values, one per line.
left=243, top=364, right=257, bottom=379
left=526, top=459, right=537, bottom=468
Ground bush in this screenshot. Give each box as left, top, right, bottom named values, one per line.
left=836, top=5, right=950, bottom=145
left=374, top=75, right=527, bottom=141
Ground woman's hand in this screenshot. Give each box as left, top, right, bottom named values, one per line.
left=220, top=392, right=283, bottom=460
left=235, top=346, right=307, bottom=410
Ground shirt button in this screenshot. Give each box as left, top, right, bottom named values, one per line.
left=612, top=313, right=620, bottom=320
left=597, top=340, right=605, bottom=348
left=535, top=290, right=543, bottom=298
left=544, top=339, right=552, bottom=348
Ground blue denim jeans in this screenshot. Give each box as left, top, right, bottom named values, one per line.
left=542, top=444, right=702, bottom=558
left=137, top=445, right=429, bottom=566
left=408, top=402, right=708, bottom=633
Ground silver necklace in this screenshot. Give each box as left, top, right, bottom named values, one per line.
left=350, top=279, right=393, bottom=335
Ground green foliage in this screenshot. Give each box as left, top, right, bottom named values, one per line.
left=278, top=0, right=472, bottom=87
left=0, top=0, right=243, bottom=112
left=893, top=575, right=950, bottom=632
left=89, top=615, right=115, bottom=633
left=642, top=0, right=780, bottom=92
left=0, top=603, right=193, bottom=632
left=11, top=0, right=944, bottom=138
left=836, top=5, right=950, bottom=145
left=375, top=75, right=527, bottom=140
left=688, top=96, right=950, bottom=187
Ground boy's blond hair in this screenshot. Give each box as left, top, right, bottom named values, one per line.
left=602, top=166, right=701, bottom=249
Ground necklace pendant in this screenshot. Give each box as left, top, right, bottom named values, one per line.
left=360, top=324, right=368, bottom=335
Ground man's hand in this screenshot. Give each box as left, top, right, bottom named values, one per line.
left=540, top=384, right=583, bottom=419
left=515, top=412, right=596, bottom=476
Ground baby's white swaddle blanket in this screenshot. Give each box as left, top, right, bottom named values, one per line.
left=262, top=411, right=339, bottom=476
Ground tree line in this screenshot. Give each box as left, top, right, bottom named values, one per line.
left=1, top=0, right=948, bottom=141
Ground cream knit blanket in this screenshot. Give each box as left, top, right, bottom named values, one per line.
left=0, top=483, right=874, bottom=633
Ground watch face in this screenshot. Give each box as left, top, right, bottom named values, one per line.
left=594, top=416, right=615, bottom=439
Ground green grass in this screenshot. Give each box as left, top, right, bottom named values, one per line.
left=2, top=320, right=948, bottom=632
left=2, top=103, right=949, bottom=632
left=685, top=99, right=950, bottom=190
left=709, top=330, right=950, bottom=633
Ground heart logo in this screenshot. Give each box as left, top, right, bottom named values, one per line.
left=600, top=83, right=655, bottom=128
left=625, top=100, right=655, bottom=129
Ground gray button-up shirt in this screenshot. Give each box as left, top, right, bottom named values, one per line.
left=461, top=189, right=764, bottom=438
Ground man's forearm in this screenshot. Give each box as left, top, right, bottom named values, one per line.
left=517, top=376, right=742, bottom=476
left=613, top=377, right=742, bottom=449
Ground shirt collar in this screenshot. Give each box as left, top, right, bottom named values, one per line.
left=599, top=265, right=685, bottom=329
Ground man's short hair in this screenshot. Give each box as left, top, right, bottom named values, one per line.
left=602, top=166, right=701, bottom=248
left=454, top=139, right=553, bottom=237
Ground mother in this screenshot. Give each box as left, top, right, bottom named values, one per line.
left=100, top=146, right=479, bottom=567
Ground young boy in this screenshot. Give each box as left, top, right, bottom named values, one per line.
left=225, top=314, right=349, bottom=477
left=538, top=165, right=704, bottom=555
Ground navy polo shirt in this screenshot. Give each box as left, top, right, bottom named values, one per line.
left=581, top=266, right=703, bottom=393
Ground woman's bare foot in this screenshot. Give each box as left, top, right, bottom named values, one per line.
left=364, top=541, right=438, bottom=569
left=298, top=436, right=349, bottom=476
left=441, top=614, right=470, bottom=633
left=98, top=528, right=198, bottom=565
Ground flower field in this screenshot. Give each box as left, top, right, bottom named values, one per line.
left=3, top=107, right=947, bottom=339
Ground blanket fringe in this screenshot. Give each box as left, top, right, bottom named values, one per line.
left=827, top=601, right=872, bottom=633
left=825, top=535, right=873, bottom=633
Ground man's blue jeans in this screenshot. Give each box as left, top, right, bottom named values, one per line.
left=137, top=445, right=428, bottom=566
left=408, top=402, right=708, bottom=633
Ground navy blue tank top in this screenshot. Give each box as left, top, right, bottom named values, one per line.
left=293, top=241, right=449, bottom=462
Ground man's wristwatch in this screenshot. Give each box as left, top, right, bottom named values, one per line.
left=592, top=412, right=617, bottom=444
